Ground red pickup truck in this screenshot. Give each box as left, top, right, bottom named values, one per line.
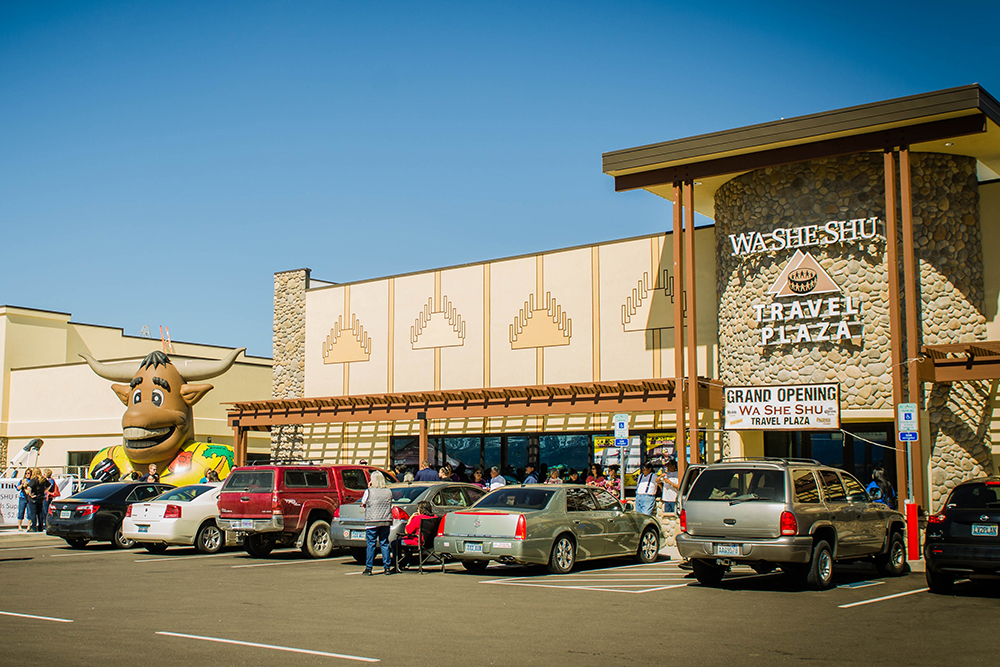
left=217, top=464, right=394, bottom=558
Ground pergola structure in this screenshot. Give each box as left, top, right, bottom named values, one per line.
left=227, top=378, right=724, bottom=467
left=603, top=85, right=1000, bottom=507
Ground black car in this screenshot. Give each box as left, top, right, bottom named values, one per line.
left=924, top=476, right=1000, bottom=593
left=47, top=482, right=174, bottom=549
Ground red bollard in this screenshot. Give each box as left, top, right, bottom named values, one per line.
left=905, top=500, right=919, bottom=561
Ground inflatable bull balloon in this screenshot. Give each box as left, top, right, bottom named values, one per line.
left=81, top=348, right=245, bottom=486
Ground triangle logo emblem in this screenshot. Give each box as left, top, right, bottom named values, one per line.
left=767, top=250, right=840, bottom=297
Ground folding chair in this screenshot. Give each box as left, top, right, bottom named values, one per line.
left=397, top=515, right=445, bottom=574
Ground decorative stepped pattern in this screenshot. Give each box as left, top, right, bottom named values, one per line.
left=510, top=292, right=572, bottom=349
left=411, top=296, right=466, bottom=349
left=322, top=314, right=372, bottom=364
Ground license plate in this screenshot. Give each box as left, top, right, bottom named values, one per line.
left=465, top=542, right=483, bottom=553
left=240, top=519, right=254, bottom=529
left=138, top=525, right=148, bottom=533
left=972, top=524, right=998, bottom=537
left=350, top=530, right=365, bottom=540
left=60, top=510, right=70, bottom=519
left=715, top=543, right=740, bottom=556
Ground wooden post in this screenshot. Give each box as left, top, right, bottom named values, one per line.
left=418, top=413, right=428, bottom=466
left=900, top=147, right=925, bottom=507
left=672, top=182, right=687, bottom=478
left=684, top=181, right=700, bottom=465
left=884, top=149, right=909, bottom=500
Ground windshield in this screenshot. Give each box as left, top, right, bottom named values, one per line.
left=155, top=485, right=215, bottom=502
left=687, top=468, right=786, bottom=503
left=947, top=483, right=1000, bottom=509
left=222, top=471, right=275, bottom=493
left=474, top=488, right=555, bottom=510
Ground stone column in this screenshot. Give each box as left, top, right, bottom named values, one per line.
left=272, top=268, right=310, bottom=460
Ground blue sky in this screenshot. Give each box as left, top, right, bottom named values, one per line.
left=2, top=0, right=997, bottom=358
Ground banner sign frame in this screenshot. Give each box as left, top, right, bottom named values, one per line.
left=724, top=383, right=840, bottom=431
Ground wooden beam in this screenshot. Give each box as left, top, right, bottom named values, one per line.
left=614, top=114, right=987, bottom=192
left=684, top=182, right=700, bottom=465
left=900, top=147, right=925, bottom=508
left=884, top=149, right=908, bottom=502
left=673, top=182, right=686, bottom=478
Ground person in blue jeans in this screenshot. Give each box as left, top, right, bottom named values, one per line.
left=360, top=471, right=393, bottom=575
left=634, top=463, right=658, bottom=515
left=16, top=470, right=32, bottom=531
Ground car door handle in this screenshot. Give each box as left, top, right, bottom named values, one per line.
left=573, top=520, right=581, bottom=524
left=240, top=496, right=249, bottom=501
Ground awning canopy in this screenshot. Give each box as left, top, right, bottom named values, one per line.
left=919, top=341, right=1000, bottom=383
left=226, top=377, right=723, bottom=432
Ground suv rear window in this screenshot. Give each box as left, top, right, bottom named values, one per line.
left=947, top=483, right=1000, bottom=509
left=223, top=471, right=275, bottom=492
left=687, top=468, right=786, bottom=503
left=819, top=470, right=847, bottom=502
left=476, top=488, right=555, bottom=510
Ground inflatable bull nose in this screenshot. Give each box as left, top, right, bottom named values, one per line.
left=81, top=348, right=244, bottom=485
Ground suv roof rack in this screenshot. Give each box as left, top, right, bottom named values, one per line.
left=717, top=457, right=822, bottom=465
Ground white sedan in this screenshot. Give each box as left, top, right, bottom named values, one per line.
left=122, top=483, right=237, bottom=554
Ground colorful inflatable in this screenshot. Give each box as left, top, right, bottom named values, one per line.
left=81, top=348, right=244, bottom=484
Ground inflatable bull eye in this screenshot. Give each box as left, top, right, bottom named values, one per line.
left=80, top=347, right=245, bottom=486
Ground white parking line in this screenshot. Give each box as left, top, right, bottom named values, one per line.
left=0, top=610, right=73, bottom=623
left=135, top=552, right=234, bottom=563
left=156, top=631, right=379, bottom=662
left=232, top=559, right=328, bottom=569
left=838, top=588, right=929, bottom=608
left=483, top=581, right=691, bottom=594
left=50, top=550, right=136, bottom=558
left=0, top=545, right=64, bottom=552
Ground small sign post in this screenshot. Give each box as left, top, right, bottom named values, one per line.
left=613, top=414, right=629, bottom=502
left=897, top=402, right=919, bottom=559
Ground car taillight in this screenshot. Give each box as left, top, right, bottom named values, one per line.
left=679, top=509, right=687, bottom=533
left=986, top=481, right=1000, bottom=487
left=126, top=505, right=133, bottom=517
left=392, top=506, right=409, bottom=522
left=48, top=504, right=56, bottom=516
left=163, top=505, right=182, bottom=519
left=272, top=491, right=281, bottom=515
left=437, top=515, right=447, bottom=536
left=514, top=514, right=527, bottom=540
left=780, top=511, right=798, bottom=535
left=333, top=507, right=340, bottom=519
left=928, top=513, right=946, bottom=524
left=78, top=504, right=98, bottom=516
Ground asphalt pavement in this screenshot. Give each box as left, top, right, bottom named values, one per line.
left=0, top=528, right=995, bottom=666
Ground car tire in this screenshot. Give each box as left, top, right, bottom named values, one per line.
left=303, top=520, right=333, bottom=559
left=925, top=567, right=954, bottom=594
left=805, top=540, right=834, bottom=590
left=547, top=535, right=576, bottom=574
left=143, top=542, right=168, bottom=554
left=350, top=547, right=367, bottom=564
left=196, top=522, right=224, bottom=555
left=462, top=559, right=490, bottom=573
left=635, top=528, right=659, bottom=563
left=64, top=538, right=90, bottom=549
left=874, top=531, right=907, bottom=577
left=692, top=559, right=725, bottom=586
left=243, top=533, right=274, bottom=558
left=113, top=524, right=136, bottom=549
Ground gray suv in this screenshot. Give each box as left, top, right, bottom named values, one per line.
left=676, top=458, right=907, bottom=589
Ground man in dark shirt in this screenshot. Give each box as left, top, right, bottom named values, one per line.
left=140, top=463, right=160, bottom=483
left=413, top=461, right=439, bottom=482
left=523, top=464, right=540, bottom=484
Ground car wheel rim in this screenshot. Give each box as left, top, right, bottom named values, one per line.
left=556, top=539, right=573, bottom=570
left=314, top=527, right=330, bottom=552
left=891, top=539, right=905, bottom=568
left=203, top=527, right=221, bottom=551
left=641, top=532, right=657, bottom=560
left=819, top=550, right=832, bottom=582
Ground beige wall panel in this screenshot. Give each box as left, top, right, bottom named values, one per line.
left=8, top=365, right=130, bottom=438
left=346, top=280, right=390, bottom=396
left=540, top=248, right=593, bottom=384
left=439, top=265, right=485, bottom=390
left=393, top=272, right=436, bottom=393
left=489, top=256, right=537, bottom=387
left=304, top=287, right=346, bottom=397
left=598, top=237, right=659, bottom=381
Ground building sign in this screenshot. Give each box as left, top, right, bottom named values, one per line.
left=724, top=383, right=840, bottom=430
left=728, top=217, right=880, bottom=257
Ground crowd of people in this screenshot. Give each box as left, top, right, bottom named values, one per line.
left=390, top=457, right=681, bottom=516
left=15, top=467, right=60, bottom=532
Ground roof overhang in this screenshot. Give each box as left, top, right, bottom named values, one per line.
left=918, top=341, right=1000, bottom=383
left=603, top=84, right=1000, bottom=219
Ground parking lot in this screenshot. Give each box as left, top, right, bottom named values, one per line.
left=1, top=532, right=996, bottom=666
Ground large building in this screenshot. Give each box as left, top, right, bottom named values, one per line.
left=229, top=85, right=1000, bottom=513
left=1, top=306, right=272, bottom=475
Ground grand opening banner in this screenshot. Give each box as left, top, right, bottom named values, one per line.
left=724, top=384, right=840, bottom=430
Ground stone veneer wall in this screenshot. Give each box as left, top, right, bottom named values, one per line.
left=272, top=269, right=310, bottom=459
left=714, top=152, right=991, bottom=509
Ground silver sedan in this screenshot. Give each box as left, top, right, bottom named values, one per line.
left=123, top=483, right=238, bottom=554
